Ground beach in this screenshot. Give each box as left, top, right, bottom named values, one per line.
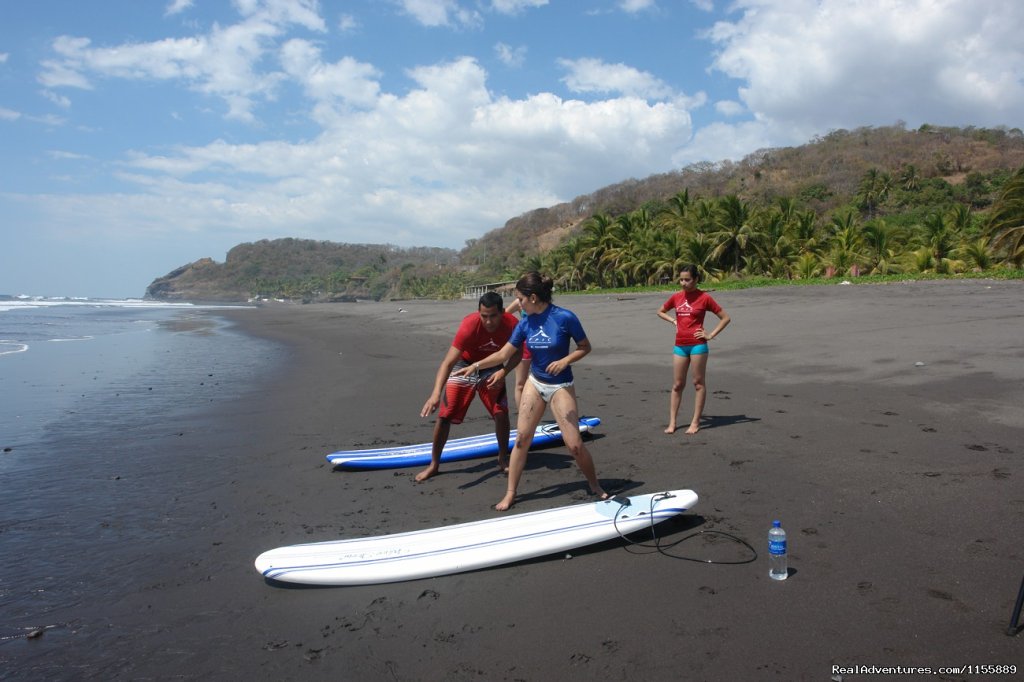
left=6, top=279, right=1023, bottom=680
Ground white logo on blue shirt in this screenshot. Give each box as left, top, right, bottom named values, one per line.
left=528, top=328, right=553, bottom=348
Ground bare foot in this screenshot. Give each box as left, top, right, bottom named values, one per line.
left=415, top=464, right=439, bottom=482
left=591, top=484, right=608, bottom=500
left=497, top=454, right=509, bottom=473
left=664, top=424, right=677, bottom=434
left=685, top=423, right=700, bottom=435
left=495, top=491, right=516, bottom=511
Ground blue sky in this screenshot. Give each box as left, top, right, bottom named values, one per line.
left=2, top=0, right=1022, bottom=298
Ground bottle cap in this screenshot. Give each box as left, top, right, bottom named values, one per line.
left=772, top=520, right=781, bottom=527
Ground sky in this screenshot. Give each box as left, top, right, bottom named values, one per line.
left=1, top=0, right=1022, bottom=298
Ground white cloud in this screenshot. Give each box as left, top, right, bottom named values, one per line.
left=494, top=42, right=527, bottom=68
left=672, top=119, right=776, bottom=166
left=559, top=57, right=678, bottom=100
left=29, top=56, right=692, bottom=250
left=279, top=39, right=382, bottom=116
left=714, top=99, right=744, bottom=116
left=165, top=0, right=194, bottom=16
left=491, top=0, right=548, bottom=14
left=48, top=150, right=89, bottom=160
left=36, top=0, right=327, bottom=122
left=394, top=0, right=482, bottom=29
left=0, top=107, right=21, bottom=121
left=690, top=0, right=713, bottom=11
left=0, top=52, right=9, bottom=63
left=338, top=14, right=359, bottom=32
left=707, top=0, right=1024, bottom=133
left=40, top=89, right=72, bottom=108
left=619, top=0, right=657, bottom=12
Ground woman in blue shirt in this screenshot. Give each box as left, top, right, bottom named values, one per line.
left=457, top=272, right=607, bottom=511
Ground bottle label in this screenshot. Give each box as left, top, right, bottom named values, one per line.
left=769, top=539, right=786, bottom=555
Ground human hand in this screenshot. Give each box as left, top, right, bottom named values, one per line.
left=485, top=368, right=506, bottom=390
left=420, top=396, right=439, bottom=418
left=545, top=359, right=568, bottom=376
left=452, top=363, right=478, bottom=378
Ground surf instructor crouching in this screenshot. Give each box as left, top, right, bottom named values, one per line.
left=455, top=272, right=607, bottom=511
left=416, top=291, right=522, bottom=482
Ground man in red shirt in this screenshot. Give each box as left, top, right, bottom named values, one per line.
left=416, top=292, right=521, bottom=482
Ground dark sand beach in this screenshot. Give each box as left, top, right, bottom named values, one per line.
left=9, top=279, right=1023, bottom=680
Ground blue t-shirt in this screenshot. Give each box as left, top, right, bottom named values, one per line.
left=509, top=304, right=587, bottom=383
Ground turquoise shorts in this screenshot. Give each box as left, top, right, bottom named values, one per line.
left=673, top=343, right=709, bottom=357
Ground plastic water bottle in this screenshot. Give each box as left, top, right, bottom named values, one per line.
left=768, top=520, right=788, bottom=580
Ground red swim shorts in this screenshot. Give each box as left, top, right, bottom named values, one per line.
left=439, top=371, right=509, bottom=424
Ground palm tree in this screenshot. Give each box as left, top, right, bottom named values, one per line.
left=899, top=164, right=921, bottom=191
left=986, top=165, right=1024, bottom=267
left=861, top=220, right=906, bottom=275
left=915, top=212, right=965, bottom=274
left=579, top=213, right=617, bottom=287
left=792, top=209, right=822, bottom=255
left=710, top=195, right=755, bottom=275
left=794, top=252, right=822, bottom=280
left=857, top=168, right=893, bottom=218
left=690, top=198, right=717, bottom=235
left=956, top=237, right=995, bottom=271
left=749, top=210, right=797, bottom=278
left=656, top=190, right=692, bottom=232
left=824, top=210, right=865, bottom=276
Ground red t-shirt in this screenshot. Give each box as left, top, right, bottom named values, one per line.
left=663, top=290, right=722, bottom=346
left=452, top=312, right=519, bottom=363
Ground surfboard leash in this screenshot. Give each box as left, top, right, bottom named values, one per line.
left=611, top=492, right=758, bottom=565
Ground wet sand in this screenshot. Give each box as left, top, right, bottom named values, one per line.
left=9, top=279, right=1024, bottom=680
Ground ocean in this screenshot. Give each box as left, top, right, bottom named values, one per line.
left=0, top=296, right=281, bottom=666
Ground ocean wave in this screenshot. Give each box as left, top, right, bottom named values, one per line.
left=0, top=341, right=29, bottom=355
left=0, top=297, right=252, bottom=313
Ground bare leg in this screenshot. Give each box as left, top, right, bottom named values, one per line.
left=551, top=388, right=607, bottom=499
left=415, top=417, right=451, bottom=482
left=514, top=362, right=528, bottom=409
left=493, top=410, right=511, bottom=473
left=496, top=383, right=546, bottom=511
left=686, top=353, right=709, bottom=434
left=666, top=354, right=690, bottom=434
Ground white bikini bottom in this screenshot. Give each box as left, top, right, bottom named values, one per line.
left=529, top=374, right=573, bottom=403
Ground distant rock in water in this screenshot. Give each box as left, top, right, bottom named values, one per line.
left=144, top=238, right=460, bottom=303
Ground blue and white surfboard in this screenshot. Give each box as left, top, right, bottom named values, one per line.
left=326, top=416, right=601, bottom=470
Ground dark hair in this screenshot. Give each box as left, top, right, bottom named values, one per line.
left=478, top=291, right=504, bottom=310
left=680, top=264, right=702, bottom=283
left=515, top=271, right=554, bottom=303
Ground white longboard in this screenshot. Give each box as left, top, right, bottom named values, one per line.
left=255, top=489, right=698, bottom=585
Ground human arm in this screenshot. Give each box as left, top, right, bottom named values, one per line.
left=657, top=304, right=676, bottom=325
left=452, top=342, right=519, bottom=377
left=484, top=346, right=524, bottom=390
left=545, top=337, right=591, bottom=377
left=695, top=309, right=731, bottom=342
left=421, top=346, right=463, bottom=417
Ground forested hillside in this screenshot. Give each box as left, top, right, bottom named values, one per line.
left=463, top=123, right=1024, bottom=287
left=145, top=239, right=459, bottom=301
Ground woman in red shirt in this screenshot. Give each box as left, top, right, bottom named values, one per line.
left=657, top=265, right=731, bottom=435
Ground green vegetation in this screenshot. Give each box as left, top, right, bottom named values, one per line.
left=462, top=125, right=1024, bottom=293
left=148, top=125, right=1024, bottom=301
left=556, top=269, right=1024, bottom=298
left=509, top=166, right=1023, bottom=290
